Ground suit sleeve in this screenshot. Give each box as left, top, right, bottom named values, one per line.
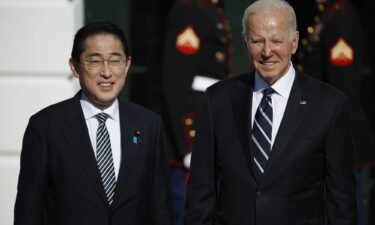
left=14, top=116, right=48, bottom=225
left=150, top=117, right=172, bottom=225
left=185, top=93, right=217, bottom=225
left=325, top=97, right=357, bottom=225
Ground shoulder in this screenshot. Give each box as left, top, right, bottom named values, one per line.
left=23, top=96, right=78, bottom=134
left=208, top=73, right=251, bottom=90
left=206, top=73, right=252, bottom=95
left=297, top=72, right=349, bottom=104
left=119, top=100, right=161, bottom=121
left=31, top=96, right=76, bottom=120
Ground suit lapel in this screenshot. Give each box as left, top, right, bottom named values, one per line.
left=229, top=73, right=259, bottom=182
left=262, top=73, right=311, bottom=180
left=111, top=101, right=142, bottom=207
left=61, top=93, right=108, bottom=205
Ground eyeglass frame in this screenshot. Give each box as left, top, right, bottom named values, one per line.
left=79, top=55, right=130, bottom=71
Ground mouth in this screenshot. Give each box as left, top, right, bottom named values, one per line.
left=98, top=82, right=114, bottom=88
left=260, top=61, right=277, bottom=66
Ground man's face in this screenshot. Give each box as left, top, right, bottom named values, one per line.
left=70, top=34, right=131, bottom=110
left=245, top=9, right=298, bottom=84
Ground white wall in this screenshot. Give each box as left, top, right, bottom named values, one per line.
left=0, top=0, right=83, bottom=224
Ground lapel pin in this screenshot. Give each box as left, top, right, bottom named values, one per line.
left=299, top=100, right=307, bottom=105
left=133, top=130, right=142, bottom=145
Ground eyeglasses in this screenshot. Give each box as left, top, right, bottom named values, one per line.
left=81, top=56, right=127, bottom=71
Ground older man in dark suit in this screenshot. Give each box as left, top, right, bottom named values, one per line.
left=14, top=21, right=171, bottom=225
left=184, top=0, right=357, bottom=225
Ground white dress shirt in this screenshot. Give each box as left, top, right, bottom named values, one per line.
left=251, top=64, right=296, bottom=149
left=80, top=94, right=121, bottom=179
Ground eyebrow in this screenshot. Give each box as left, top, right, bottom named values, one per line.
left=87, top=52, right=124, bottom=57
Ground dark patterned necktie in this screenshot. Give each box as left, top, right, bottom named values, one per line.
left=251, top=88, right=275, bottom=175
left=96, top=112, right=116, bottom=205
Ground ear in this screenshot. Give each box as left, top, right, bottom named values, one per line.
left=242, top=36, right=249, bottom=55
left=291, top=31, right=299, bottom=54
left=69, top=58, right=80, bottom=78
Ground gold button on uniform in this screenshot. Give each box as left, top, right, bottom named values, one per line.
left=215, top=51, right=225, bottom=63
left=185, top=118, right=193, bottom=126
left=189, top=130, right=196, bottom=137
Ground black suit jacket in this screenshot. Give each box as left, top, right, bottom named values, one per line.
left=185, top=72, right=357, bottom=225
left=14, top=92, right=171, bottom=225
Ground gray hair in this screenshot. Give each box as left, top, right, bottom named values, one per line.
left=242, top=0, right=297, bottom=41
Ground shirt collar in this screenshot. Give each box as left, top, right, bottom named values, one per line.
left=253, top=63, right=296, bottom=99
left=80, top=93, right=119, bottom=122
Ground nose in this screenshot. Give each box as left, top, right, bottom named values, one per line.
left=261, top=42, right=272, bottom=58
left=101, top=61, right=112, bottom=78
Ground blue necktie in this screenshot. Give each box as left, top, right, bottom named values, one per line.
left=251, top=88, right=275, bottom=174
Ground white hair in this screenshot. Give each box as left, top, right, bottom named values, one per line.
left=242, top=0, right=297, bottom=41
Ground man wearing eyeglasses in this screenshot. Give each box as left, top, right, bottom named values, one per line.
left=14, top=21, right=172, bottom=225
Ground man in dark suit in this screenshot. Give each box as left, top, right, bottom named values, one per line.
left=184, top=0, right=357, bottom=225
left=14, top=21, right=171, bottom=225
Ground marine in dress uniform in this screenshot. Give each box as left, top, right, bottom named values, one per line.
left=297, top=0, right=375, bottom=169
left=161, top=0, right=232, bottom=224
left=296, top=1, right=375, bottom=224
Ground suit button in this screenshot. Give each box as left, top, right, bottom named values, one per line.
left=256, top=191, right=261, bottom=196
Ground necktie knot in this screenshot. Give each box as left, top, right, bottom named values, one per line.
left=262, top=87, right=275, bottom=97
left=96, top=113, right=109, bottom=124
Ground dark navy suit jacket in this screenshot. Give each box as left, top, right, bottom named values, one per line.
left=185, top=72, right=357, bottom=225
left=15, top=91, right=171, bottom=225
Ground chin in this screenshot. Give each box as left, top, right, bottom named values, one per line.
left=94, top=95, right=116, bottom=105
left=259, top=71, right=276, bottom=78
left=99, top=91, right=117, bottom=100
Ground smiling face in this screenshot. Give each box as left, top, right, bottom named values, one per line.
left=69, top=34, right=131, bottom=110
left=245, top=9, right=299, bottom=84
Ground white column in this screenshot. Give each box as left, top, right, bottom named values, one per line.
left=0, top=0, right=83, bottom=224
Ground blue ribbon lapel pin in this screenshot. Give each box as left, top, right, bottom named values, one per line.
left=132, top=130, right=142, bottom=145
